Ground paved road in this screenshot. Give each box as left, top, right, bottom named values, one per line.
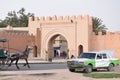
left=5, top=63, right=67, bottom=71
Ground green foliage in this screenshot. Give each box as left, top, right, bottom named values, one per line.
left=0, top=8, right=34, bottom=27
left=83, top=73, right=120, bottom=78
left=92, top=17, right=108, bottom=35
left=0, top=20, right=7, bottom=27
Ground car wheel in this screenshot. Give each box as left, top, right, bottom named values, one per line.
left=107, top=64, right=114, bottom=71
left=69, top=69, right=75, bottom=72
left=85, top=65, right=92, bottom=73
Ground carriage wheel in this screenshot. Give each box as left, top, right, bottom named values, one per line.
left=0, top=59, right=8, bottom=70
left=0, top=59, right=5, bottom=69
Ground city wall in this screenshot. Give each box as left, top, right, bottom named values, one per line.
left=91, top=31, right=120, bottom=59
left=0, top=32, right=35, bottom=57
left=0, top=15, right=120, bottom=60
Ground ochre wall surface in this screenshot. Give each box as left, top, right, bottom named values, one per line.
left=91, top=32, right=120, bottom=59
left=0, top=32, right=35, bottom=57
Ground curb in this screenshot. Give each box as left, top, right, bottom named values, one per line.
left=29, top=62, right=67, bottom=64
left=18, top=59, right=67, bottom=64
left=17, top=61, right=67, bottom=64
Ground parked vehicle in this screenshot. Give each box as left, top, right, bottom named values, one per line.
left=67, top=51, right=119, bottom=73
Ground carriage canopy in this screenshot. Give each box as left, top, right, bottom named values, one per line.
left=0, top=38, right=9, bottom=42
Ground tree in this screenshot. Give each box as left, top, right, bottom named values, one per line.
left=92, top=17, right=107, bottom=35
left=0, top=8, right=34, bottom=27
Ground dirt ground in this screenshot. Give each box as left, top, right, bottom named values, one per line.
left=0, top=69, right=120, bottom=80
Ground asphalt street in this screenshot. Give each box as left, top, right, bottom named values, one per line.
left=4, top=63, right=67, bottom=71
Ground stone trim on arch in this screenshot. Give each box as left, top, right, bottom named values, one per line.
left=40, top=28, right=76, bottom=59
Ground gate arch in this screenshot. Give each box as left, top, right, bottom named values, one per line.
left=41, top=29, right=74, bottom=59
left=47, top=34, right=68, bottom=59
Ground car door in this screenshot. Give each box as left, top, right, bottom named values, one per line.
left=101, top=53, right=109, bottom=67
left=95, top=53, right=109, bottom=67
left=95, top=53, right=103, bottom=67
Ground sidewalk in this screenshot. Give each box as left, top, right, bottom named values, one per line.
left=0, top=69, right=60, bottom=75
left=0, top=69, right=65, bottom=80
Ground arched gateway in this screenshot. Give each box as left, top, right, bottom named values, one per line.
left=28, top=15, right=92, bottom=59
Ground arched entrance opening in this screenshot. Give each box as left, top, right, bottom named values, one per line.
left=47, top=34, right=68, bottom=59
left=33, top=45, right=37, bottom=57
left=78, top=45, right=83, bottom=56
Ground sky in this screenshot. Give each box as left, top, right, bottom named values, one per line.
left=0, top=0, right=120, bottom=32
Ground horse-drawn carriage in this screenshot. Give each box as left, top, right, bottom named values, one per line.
left=0, top=38, right=32, bottom=70
left=0, top=50, right=8, bottom=70
left=0, top=38, right=9, bottom=70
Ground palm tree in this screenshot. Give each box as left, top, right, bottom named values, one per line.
left=92, top=17, right=107, bottom=35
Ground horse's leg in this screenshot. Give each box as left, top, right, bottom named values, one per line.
left=6, top=58, right=10, bottom=64
left=8, top=58, right=15, bottom=67
left=25, top=58, right=30, bottom=68
left=15, top=58, right=20, bottom=69
left=23, top=59, right=27, bottom=66
left=23, top=63, right=27, bottom=66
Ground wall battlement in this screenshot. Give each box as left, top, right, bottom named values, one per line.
left=0, top=32, right=33, bottom=37
left=29, top=15, right=92, bottom=23
left=92, top=31, right=120, bottom=36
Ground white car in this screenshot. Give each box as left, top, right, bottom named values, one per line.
left=67, top=51, right=119, bottom=73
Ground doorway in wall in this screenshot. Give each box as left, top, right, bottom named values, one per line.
left=78, top=45, right=83, bottom=57
left=47, top=34, right=68, bottom=59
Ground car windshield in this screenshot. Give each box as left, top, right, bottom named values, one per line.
left=78, top=53, right=96, bottom=59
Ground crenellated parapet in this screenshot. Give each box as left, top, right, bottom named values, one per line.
left=28, top=15, right=92, bottom=24
left=92, top=31, right=120, bottom=37
left=0, top=32, right=34, bottom=38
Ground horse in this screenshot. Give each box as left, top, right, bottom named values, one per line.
left=8, top=46, right=33, bottom=69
